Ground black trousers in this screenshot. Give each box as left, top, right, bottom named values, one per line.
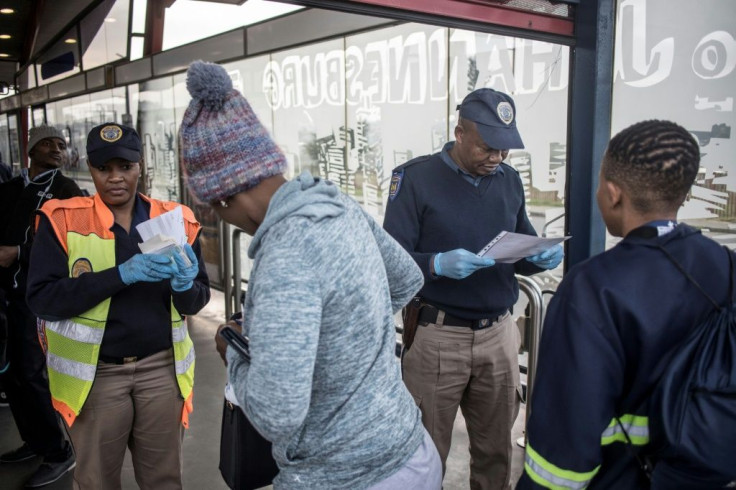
left=1, top=297, right=69, bottom=459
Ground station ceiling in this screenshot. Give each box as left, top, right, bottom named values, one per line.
left=0, top=0, right=100, bottom=87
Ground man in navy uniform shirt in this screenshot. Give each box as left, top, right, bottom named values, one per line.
left=384, top=88, right=563, bottom=490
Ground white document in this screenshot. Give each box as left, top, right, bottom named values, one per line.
left=477, top=231, right=570, bottom=264
left=136, top=206, right=187, bottom=246
left=135, top=207, right=191, bottom=266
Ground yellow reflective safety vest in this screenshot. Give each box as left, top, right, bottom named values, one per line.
left=37, top=193, right=200, bottom=428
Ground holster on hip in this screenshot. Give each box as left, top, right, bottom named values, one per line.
left=401, top=297, right=423, bottom=352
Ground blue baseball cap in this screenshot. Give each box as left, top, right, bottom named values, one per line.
left=457, top=88, right=524, bottom=150
left=86, top=123, right=142, bottom=168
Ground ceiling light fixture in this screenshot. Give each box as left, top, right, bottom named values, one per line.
left=0, top=34, right=10, bottom=39
left=0, top=53, right=10, bottom=58
left=0, top=8, right=14, bottom=14
left=64, top=38, right=77, bottom=44
left=105, top=17, right=116, bottom=22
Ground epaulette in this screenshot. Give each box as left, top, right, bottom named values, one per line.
left=389, top=155, right=432, bottom=201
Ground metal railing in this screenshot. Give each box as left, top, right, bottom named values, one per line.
left=223, top=225, right=247, bottom=319
left=516, top=275, right=545, bottom=447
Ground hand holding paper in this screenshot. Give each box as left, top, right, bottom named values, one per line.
left=170, top=244, right=199, bottom=292
left=477, top=231, right=569, bottom=264
left=136, top=207, right=191, bottom=267
left=119, top=254, right=177, bottom=285
left=526, top=243, right=564, bottom=270
left=435, top=249, right=495, bottom=279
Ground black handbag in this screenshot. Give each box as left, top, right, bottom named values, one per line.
left=219, top=399, right=279, bottom=490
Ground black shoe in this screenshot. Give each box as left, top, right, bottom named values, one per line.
left=0, top=443, right=36, bottom=463
left=25, top=454, right=76, bottom=488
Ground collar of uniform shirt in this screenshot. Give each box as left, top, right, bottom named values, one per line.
left=440, top=141, right=504, bottom=188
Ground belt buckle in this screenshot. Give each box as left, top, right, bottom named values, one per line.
left=122, top=356, right=138, bottom=364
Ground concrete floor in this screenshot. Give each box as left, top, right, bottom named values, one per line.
left=0, top=288, right=526, bottom=489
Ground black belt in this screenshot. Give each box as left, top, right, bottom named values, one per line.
left=418, top=306, right=507, bottom=331
left=99, top=351, right=157, bottom=365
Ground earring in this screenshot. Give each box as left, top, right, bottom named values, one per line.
left=219, top=200, right=229, bottom=208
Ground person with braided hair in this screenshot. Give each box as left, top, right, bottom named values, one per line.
left=517, top=120, right=734, bottom=489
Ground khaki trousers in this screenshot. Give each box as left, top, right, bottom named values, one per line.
left=402, top=313, right=521, bottom=490
left=68, top=349, right=185, bottom=490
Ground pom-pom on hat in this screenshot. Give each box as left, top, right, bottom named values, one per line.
left=28, top=125, right=66, bottom=155
left=179, top=60, right=288, bottom=204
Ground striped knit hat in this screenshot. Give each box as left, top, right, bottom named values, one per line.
left=179, top=60, right=287, bottom=203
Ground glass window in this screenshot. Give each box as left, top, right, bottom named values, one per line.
left=81, top=0, right=131, bottom=70
left=346, top=24, right=450, bottom=220
left=267, top=38, right=346, bottom=185
left=131, top=0, right=147, bottom=34
left=44, top=89, right=127, bottom=195
left=8, top=113, right=20, bottom=173
left=0, top=114, right=11, bottom=176
left=162, top=0, right=303, bottom=50
left=136, top=76, right=181, bottom=202
left=130, top=36, right=144, bottom=61
left=32, top=106, right=46, bottom=126
left=611, top=0, right=736, bottom=249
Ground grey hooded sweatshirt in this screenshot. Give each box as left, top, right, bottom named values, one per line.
left=227, top=171, right=426, bottom=489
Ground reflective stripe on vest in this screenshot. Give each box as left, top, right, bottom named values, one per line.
left=524, top=443, right=600, bottom=490
left=40, top=195, right=199, bottom=427
left=47, top=352, right=96, bottom=382
left=601, top=414, right=650, bottom=446
left=45, top=319, right=105, bottom=345
left=175, top=341, right=195, bottom=376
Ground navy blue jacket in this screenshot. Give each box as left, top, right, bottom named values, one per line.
left=0, top=170, right=82, bottom=298
left=518, top=224, right=734, bottom=489
left=383, top=149, right=543, bottom=319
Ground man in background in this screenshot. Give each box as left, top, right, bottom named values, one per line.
left=0, top=126, right=80, bottom=487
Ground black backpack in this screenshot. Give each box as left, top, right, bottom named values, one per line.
left=635, top=245, right=736, bottom=481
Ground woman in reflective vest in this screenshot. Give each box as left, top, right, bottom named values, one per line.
left=26, top=123, right=210, bottom=489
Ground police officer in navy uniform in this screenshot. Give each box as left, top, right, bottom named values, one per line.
left=383, top=88, right=563, bottom=490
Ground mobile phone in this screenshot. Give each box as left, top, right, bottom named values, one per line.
left=219, top=326, right=251, bottom=362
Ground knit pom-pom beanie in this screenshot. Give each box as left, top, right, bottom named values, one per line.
left=179, top=60, right=288, bottom=203
left=185, top=60, right=233, bottom=111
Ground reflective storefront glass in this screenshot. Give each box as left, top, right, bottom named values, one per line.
left=611, top=0, right=736, bottom=249
left=44, top=88, right=127, bottom=195
left=0, top=114, right=11, bottom=176
left=81, top=0, right=131, bottom=71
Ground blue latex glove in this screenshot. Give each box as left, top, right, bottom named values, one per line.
left=118, top=253, right=177, bottom=285
left=526, top=244, right=564, bottom=270
left=434, top=249, right=495, bottom=280
left=170, top=243, right=199, bottom=292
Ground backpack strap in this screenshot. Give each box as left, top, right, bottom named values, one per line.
left=657, top=244, right=723, bottom=312
left=615, top=417, right=653, bottom=480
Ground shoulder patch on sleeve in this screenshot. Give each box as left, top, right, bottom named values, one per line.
left=389, top=169, right=404, bottom=201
